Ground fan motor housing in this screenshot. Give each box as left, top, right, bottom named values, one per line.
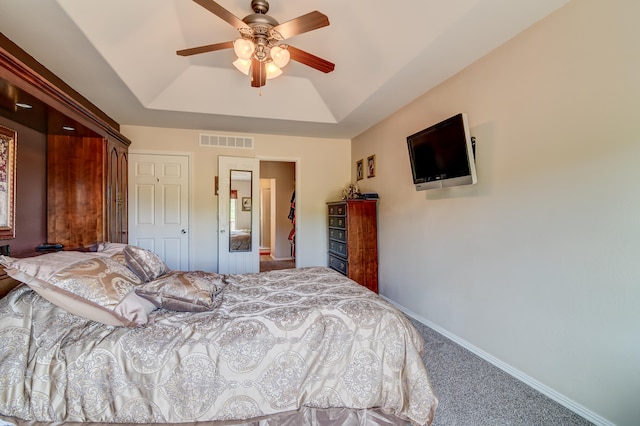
left=251, top=0, right=269, bottom=14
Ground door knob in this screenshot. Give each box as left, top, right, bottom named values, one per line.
left=181, top=229, right=187, bottom=234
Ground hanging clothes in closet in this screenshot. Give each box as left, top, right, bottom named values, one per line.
left=288, top=191, right=295, bottom=258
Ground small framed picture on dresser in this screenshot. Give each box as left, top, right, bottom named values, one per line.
left=356, top=159, right=364, bottom=180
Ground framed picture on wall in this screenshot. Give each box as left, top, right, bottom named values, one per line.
left=356, top=159, right=364, bottom=180
left=0, top=126, right=17, bottom=240
left=367, top=154, right=376, bottom=178
left=242, top=197, right=251, bottom=211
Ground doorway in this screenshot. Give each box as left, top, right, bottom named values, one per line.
left=259, top=160, right=296, bottom=272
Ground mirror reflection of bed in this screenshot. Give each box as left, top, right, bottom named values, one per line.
left=229, top=229, right=251, bottom=251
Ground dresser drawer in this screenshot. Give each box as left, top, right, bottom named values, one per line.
left=328, top=215, right=346, bottom=229
left=329, top=239, right=347, bottom=257
left=328, top=203, right=346, bottom=216
left=329, top=227, right=346, bottom=242
left=328, top=254, right=347, bottom=275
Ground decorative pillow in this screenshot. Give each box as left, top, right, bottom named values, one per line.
left=5, top=254, right=155, bottom=327
left=96, top=242, right=129, bottom=256
left=123, top=245, right=169, bottom=283
left=0, top=251, right=106, bottom=282
left=135, top=270, right=225, bottom=312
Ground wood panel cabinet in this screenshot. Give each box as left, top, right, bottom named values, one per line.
left=47, top=134, right=129, bottom=249
left=327, top=200, right=378, bottom=293
left=0, top=35, right=132, bottom=251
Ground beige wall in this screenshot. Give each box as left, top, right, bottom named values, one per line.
left=352, top=1, right=639, bottom=425
left=122, top=125, right=350, bottom=271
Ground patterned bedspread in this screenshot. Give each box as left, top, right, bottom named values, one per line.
left=0, top=267, right=437, bottom=425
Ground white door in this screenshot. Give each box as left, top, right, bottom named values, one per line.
left=218, top=156, right=260, bottom=273
left=128, top=153, right=190, bottom=270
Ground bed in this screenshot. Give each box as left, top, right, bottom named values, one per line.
left=0, top=244, right=437, bottom=425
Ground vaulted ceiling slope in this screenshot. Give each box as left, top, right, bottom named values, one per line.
left=0, top=0, right=568, bottom=138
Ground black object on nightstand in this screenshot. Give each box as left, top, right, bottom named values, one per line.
left=36, top=243, right=64, bottom=252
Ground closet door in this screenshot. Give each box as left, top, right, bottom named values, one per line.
left=128, top=153, right=190, bottom=270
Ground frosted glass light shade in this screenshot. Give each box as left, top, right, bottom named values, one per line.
left=233, top=58, right=251, bottom=75
left=233, top=38, right=255, bottom=60
left=270, top=46, right=290, bottom=68
left=265, top=62, right=283, bottom=79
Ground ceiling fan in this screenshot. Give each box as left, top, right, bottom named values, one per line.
left=177, top=0, right=335, bottom=88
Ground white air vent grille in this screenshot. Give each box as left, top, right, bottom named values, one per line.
left=200, top=134, right=254, bottom=149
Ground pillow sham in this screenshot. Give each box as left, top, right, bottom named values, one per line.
left=96, top=242, right=129, bottom=256
left=0, top=251, right=104, bottom=282
left=135, top=270, right=224, bottom=312
left=5, top=254, right=154, bottom=327
left=123, top=245, right=169, bottom=283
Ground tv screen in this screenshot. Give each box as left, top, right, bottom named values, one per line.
left=406, top=113, right=477, bottom=191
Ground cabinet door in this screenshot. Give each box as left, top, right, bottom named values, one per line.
left=106, top=139, right=129, bottom=243
left=47, top=135, right=105, bottom=248
left=108, top=144, right=119, bottom=241
left=118, top=151, right=128, bottom=243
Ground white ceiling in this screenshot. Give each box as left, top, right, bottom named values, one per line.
left=0, top=0, right=568, bottom=138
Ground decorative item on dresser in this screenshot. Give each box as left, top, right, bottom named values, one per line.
left=327, top=199, right=378, bottom=293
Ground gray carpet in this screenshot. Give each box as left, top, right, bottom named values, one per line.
left=408, top=318, right=594, bottom=426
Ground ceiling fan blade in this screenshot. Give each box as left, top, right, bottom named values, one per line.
left=273, top=11, right=329, bottom=39
left=251, top=58, right=266, bottom=87
left=192, top=0, right=250, bottom=30
left=287, top=45, right=335, bottom=73
left=177, top=41, right=234, bottom=56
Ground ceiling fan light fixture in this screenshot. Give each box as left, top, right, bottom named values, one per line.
left=180, top=1, right=334, bottom=89
left=265, top=61, right=283, bottom=79
left=270, top=45, right=290, bottom=68
left=233, top=38, right=255, bottom=60
left=233, top=58, right=252, bottom=75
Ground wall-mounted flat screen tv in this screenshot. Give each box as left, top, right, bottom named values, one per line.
left=406, top=113, right=477, bottom=191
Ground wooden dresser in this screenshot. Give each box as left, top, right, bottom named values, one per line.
left=327, top=200, right=378, bottom=293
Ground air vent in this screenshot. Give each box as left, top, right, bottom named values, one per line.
left=200, top=134, right=254, bottom=149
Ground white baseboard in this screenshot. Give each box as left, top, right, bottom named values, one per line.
left=382, top=297, right=615, bottom=426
